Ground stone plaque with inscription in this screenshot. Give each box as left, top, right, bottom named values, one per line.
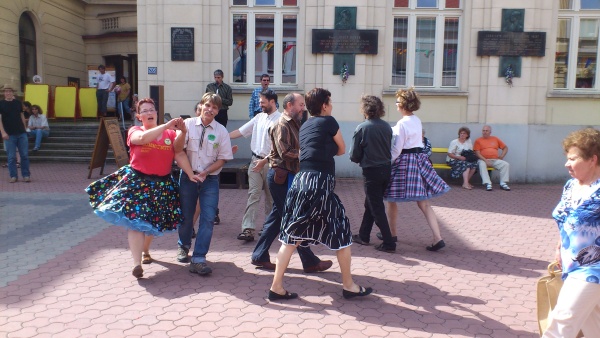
left=477, top=31, right=546, bottom=57
left=171, top=27, right=194, bottom=61
left=312, top=29, right=378, bottom=54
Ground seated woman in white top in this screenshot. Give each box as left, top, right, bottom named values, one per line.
left=446, top=126, right=478, bottom=189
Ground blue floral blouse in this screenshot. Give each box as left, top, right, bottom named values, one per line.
left=552, top=178, right=600, bottom=284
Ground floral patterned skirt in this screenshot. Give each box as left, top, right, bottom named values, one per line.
left=447, top=159, right=478, bottom=179
left=85, top=165, right=182, bottom=236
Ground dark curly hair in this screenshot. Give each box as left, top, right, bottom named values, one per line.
left=305, top=88, right=331, bottom=116
left=395, top=88, right=421, bottom=113
left=562, top=128, right=600, bottom=163
left=360, top=95, right=385, bottom=119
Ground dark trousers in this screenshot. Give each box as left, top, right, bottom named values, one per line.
left=251, top=168, right=321, bottom=267
left=214, top=108, right=228, bottom=127
left=96, top=89, right=109, bottom=116
left=358, top=165, right=395, bottom=246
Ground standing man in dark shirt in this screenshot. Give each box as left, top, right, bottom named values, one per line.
left=250, top=92, right=332, bottom=273
left=349, top=95, right=395, bottom=252
left=0, top=84, right=31, bottom=183
left=206, top=69, right=233, bottom=127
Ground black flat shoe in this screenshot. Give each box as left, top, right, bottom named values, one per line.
left=343, top=286, right=373, bottom=299
left=374, top=243, right=396, bottom=253
left=376, top=232, right=398, bottom=242
left=426, top=240, right=446, bottom=252
left=268, top=290, right=298, bottom=301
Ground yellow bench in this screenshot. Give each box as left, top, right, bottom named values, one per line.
left=430, top=147, right=494, bottom=172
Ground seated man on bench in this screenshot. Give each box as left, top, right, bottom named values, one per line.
left=473, top=125, right=510, bottom=191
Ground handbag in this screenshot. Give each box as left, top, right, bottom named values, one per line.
left=536, top=262, right=583, bottom=337
left=460, top=149, right=479, bottom=163
left=273, top=167, right=288, bottom=185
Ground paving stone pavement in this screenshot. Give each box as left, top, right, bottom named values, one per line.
left=0, top=162, right=562, bottom=337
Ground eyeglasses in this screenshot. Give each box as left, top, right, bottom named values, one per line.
left=395, top=101, right=401, bottom=104
left=140, top=108, right=156, bottom=114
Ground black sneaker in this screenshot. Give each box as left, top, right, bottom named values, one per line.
left=189, top=262, right=212, bottom=276
left=214, top=215, right=220, bottom=225
left=376, top=232, right=398, bottom=242
left=177, top=246, right=190, bottom=263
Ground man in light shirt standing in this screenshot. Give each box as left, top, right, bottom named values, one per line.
left=96, top=65, right=115, bottom=117
left=230, top=89, right=279, bottom=242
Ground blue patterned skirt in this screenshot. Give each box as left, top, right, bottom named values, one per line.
left=85, top=165, right=182, bottom=236
left=447, top=159, right=478, bottom=179
left=384, top=153, right=450, bottom=202
left=280, top=171, right=352, bottom=250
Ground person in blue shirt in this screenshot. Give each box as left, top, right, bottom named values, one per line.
left=248, top=74, right=277, bottom=118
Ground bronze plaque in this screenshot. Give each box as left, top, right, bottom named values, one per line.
left=312, top=29, right=378, bottom=54
left=171, top=27, right=194, bottom=61
left=477, top=31, right=546, bottom=56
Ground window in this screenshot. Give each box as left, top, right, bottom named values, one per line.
left=392, top=1, right=461, bottom=88
left=231, top=1, right=298, bottom=85
left=19, top=13, right=37, bottom=91
left=555, top=1, right=600, bottom=90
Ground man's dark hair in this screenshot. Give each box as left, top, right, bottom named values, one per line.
left=98, top=64, right=105, bottom=70
left=214, top=69, right=224, bottom=77
left=260, top=74, right=270, bottom=81
left=260, top=89, right=278, bottom=104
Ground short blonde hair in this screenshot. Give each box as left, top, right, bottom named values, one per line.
left=563, top=128, right=600, bottom=164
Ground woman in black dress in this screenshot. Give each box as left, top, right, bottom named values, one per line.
left=268, top=88, right=372, bottom=301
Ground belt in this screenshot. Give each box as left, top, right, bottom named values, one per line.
left=252, top=152, right=265, bottom=160
left=401, top=147, right=423, bottom=154
left=131, top=168, right=171, bottom=182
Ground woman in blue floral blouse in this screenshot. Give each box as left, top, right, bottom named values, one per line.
left=544, top=128, right=600, bottom=338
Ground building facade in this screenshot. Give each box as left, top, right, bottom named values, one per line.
left=2, top=0, right=599, bottom=182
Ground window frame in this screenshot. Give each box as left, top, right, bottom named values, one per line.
left=230, top=1, right=299, bottom=86
left=555, top=2, right=600, bottom=90
left=390, top=3, right=462, bottom=89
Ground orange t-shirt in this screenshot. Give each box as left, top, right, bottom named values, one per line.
left=473, top=136, right=506, bottom=159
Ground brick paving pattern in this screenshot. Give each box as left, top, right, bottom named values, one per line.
left=0, top=162, right=560, bottom=337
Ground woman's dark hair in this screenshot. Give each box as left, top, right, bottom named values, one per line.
left=305, top=88, right=331, bottom=116
left=23, top=101, right=32, bottom=109
left=395, top=88, right=421, bottom=113
left=458, top=126, right=471, bottom=139
left=32, top=104, right=43, bottom=115
left=360, top=95, right=385, bottom=119
left=563, top=128, right=600, bottom=163
left=119, top=76, right=126, bottom=82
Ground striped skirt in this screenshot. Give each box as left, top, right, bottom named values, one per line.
left=384, top=153, right=450, bottom=202
left=85, top=165, right=182, bottom=236
left=279, top=171, right=352, bottom=250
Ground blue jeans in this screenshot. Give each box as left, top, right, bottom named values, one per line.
left=118, top=97, right=131, bottom=119
left=251, top=168, right=321, bottom=268
left=27, top=129, right=50, bottom=149
left=6, top=133, right=30, bottom=179
left=178, top=172, right=219, bottom=263
left=96, top=89, right=109, bottom=115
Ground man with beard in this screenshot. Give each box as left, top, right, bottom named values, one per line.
left=229, top=90, right=279, bottom=242
left=250, top=92, right=332, bottom=273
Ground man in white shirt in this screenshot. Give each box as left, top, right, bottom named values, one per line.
left=95, top=65, right=115, bottom=117
left=174, top=93, right=234, bottom=275
left=230, top=89, right=280, bottom=242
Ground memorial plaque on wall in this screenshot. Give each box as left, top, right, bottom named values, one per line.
left=312, top=29, right=378, bottom=54
left=477, top=31, right=546, bottom=56
left=171, top=27, right=194, bottom=61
